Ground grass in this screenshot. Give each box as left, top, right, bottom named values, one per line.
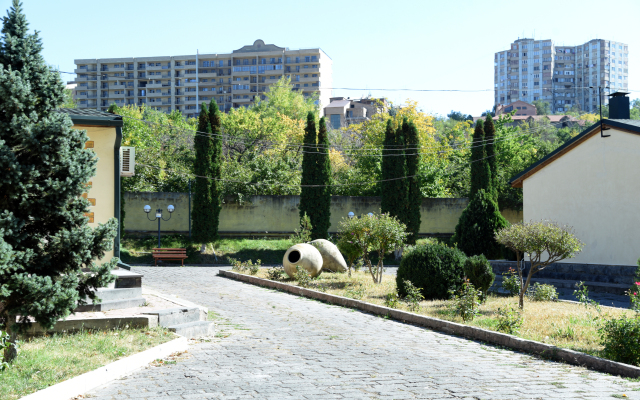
left=120, top=234, right=440, bottom=266
left=246, top=268, right=633, bottom=357
left=0, top=327, right=176, bottom=400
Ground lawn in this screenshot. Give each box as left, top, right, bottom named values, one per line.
left=244, top=268, right=632, bottom=357
left=0, top=327, right=176, bottom=400
left=120, top=234, right=439, bottom=266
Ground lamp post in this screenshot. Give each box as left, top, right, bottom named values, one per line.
left=144, top=204, right=175, bottom=248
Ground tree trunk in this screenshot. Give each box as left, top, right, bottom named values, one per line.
left=3, top=313, right=17, bottom=363
left=200, top=243, right=206, bottom=253
left=519, top=261, right=536, bottom=310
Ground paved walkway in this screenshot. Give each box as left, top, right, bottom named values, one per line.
left=87, top=267, right=640, bottom=399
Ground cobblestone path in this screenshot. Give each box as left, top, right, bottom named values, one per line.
left=87, top=267, right=640, bottom=399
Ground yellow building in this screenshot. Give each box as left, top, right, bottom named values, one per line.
left=510, top=93, right=639, bottom=266
left=59, top=109, right=123, bottom=265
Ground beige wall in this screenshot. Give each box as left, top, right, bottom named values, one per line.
left=522, top=127, right=640, bottom=266
left=125, top=193, right=522, bottom=236
left=81, top=126, right=117, bottom=261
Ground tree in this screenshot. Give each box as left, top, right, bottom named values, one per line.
left=192, top=103, right=218, bottom=252
left=314, top=117, right=331, bottom=239
left=59, top=87, right=77, bottom=109
left=452, top=190, right=508, bottom=259
left=447, top=111, right=472, bottom=121
left=336, top=212, right=407, bottom=284
left=468, top=120, right=490, bottom=198
left=532, top=100, right=551, bottom=116
left=404, top=120, right=421, bottom=245
left=484, top=115, right=499, bottom=202
left=208, top=100, right=223, bottom=243
left=0, top=0, right=118, bottom=358
left=496, top=221, right=584, bottom=309
left=299, top=112, right=318, bottom=237
left=380, top=120, right=396, bottom=216
left=380, top=120, right=408, bottom=224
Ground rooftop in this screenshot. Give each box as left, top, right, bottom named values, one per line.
left=58, top=108, right=124, bottom=127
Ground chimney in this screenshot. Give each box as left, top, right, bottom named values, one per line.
left=608, top=91, right=630, bottom=119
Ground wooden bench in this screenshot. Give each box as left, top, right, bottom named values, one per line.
left=152, top=248, right=188, bottom=266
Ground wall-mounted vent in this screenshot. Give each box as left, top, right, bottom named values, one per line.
left=120, top=146, right=135, bottom=177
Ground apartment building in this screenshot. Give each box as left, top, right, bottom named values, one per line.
left=73, top=40, right=332, bottom=118
left=495, top=38, right=628, bottom=113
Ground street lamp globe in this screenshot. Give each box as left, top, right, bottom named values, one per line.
left=167, top=205, right=175, bottom=213
left=348, top=211, right=354, bottom=219
left=367, top=212, right=374, bottom=217
left=144, top=205, right=151, bottom=213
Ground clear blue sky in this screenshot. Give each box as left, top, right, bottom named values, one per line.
left=6, top=0, right=640, bottom=116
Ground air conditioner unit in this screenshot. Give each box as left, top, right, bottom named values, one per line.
left=120, top=146, right=135, bottom=177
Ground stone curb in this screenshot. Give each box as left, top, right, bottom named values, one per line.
left=218, top=270, right=640, bottom=378
left=20, top=336, right=188, bottom=400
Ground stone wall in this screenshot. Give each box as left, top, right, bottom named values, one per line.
left=124, top=193, right=522, bottom=236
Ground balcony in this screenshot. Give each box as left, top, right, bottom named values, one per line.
left=76, top=94, right=88, bottom=100
left=110, top=93, right=125, bottom=99
left=161, top=100, right=172, bottom=105
left=232, top=97, right=253, bottom=103
left=112, top=65, right=125, bottom=71
left=233, top=88, right=251, bottom=94
left=147, top=91, right=164, bottom=97
left=299, top=76, right=317, bottom=83
left=147, top=82, right=163, bottom=89
left=184, top=81, right=198, bottom=87
left=198, top=71, right=217, bottom=78
left=147, top=64, right=164, bottom=71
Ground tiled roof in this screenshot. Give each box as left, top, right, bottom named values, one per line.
left=57, top=108, right=123, bottom=127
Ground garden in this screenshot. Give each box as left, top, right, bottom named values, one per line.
left=228, top=211, right=640, bottom=368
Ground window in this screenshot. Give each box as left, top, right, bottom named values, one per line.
left=304, top=83, right=309, bottom=87
left=286, top=57, right=291, bottom=63
left=330, top=114, right=341, bottom=129
left=305, top=56, right=310, bottom=62
left=312, top=74, right=318, bottom=77
left=175, top=61, right=181, bottom=66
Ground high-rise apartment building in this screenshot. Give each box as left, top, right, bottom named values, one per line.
left=73, top=40, right=332, bottom=118
left=495, top=38, right=628, bottom=113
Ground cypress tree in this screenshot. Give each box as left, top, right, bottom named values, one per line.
left=394, top=119, right=408, bottom=225
left=314, top=117, right=331, bottom=239
left=484, top=115, right=499, bottom=203
left=469, top=120, right=490, bottom=198
left=405, top=120, right=421, bottom=245
left=192, top=103, right=216, bottom=251
left=299, top=112, right=317, bottom=236
left=380, top=119, right=395, bottom=216
left=0, top=0, right=118, bottom=351
left=208, top=100, right=223, bottom=241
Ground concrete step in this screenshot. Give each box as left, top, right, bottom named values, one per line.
left=94, top=287, right=142, bottom=302
left=75, top=297, right=147, bottom=312
left=143, top=307, right=200, bottom=327
left=168, top=321, right=215, bottom=339
left=493, top=275, right=630, bottom=295
left=109, top=269, right=143, bottom=289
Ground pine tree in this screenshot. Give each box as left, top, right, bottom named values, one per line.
left=0, top=0, right=118, bottom=351
left=469, top=120, right=490, bottom=198
left=484, top=115, right=499, bottom=203
left=299, top=112, right=317, bottom=238
left=380, top=119, right=395, bottom=216
left=404, top=120, right=421, bottom=245
left=192, top=103, right=217, bottom=251
left=314, top=117, right=331, bottom=239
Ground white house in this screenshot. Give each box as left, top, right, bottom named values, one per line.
left=510, top=93, right=640, bottom=266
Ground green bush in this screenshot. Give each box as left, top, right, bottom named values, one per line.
left=402, top=280, right=424, bottom=311
left=599, top=315, right=640, bottom=366
left=463, top=255, right=495, bottom=301
left=396, top=243, right=466, bottom=300
left=452, top=189, right=509, bottom=259
left=501, top=267, right=521, bottom=296
left=526, top=283, right=558, bottom=302
left=496, top=306, right=523, bottom=335
left=384, top=292, right=400, bottom=309
left=448, top=280, right=481, bottom=322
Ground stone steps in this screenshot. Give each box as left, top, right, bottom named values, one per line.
left=75, top=297, right=147, bottom=312
left=143, top=307, right=214, bottom=339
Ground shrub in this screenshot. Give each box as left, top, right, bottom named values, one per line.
left=336, top=231, right=363, bottom=277
left=526, top=283, right=558, bottom=302
left=0, top=330, right=18, bottom=371
left=402, top=280, right=424, bottom=312
left=463, top=255, right=495, bottom=301
left=384, top=292, right=400, bottom=309
left=599, top=315, right=640, bottom=366
left=452, top=189, right=509, bottom=259
left=266, top=267, right=285, bottom=281
left=294, top=265, right=311, bottom=287
left=496, top=306, right=523, bottom=335
left=574, top=281, right=601, bottom=311
left=396, top=243, right=466, bottom=300
left=449, top=280, right=482, bottom=322
left=290, top=212, right=312, bottom=244
left=501, top=267, right=521, bottom=296
left=229, top=258, right=261, bottom=275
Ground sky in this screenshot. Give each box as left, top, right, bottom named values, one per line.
left=5, top=0, right=640, bottom=117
